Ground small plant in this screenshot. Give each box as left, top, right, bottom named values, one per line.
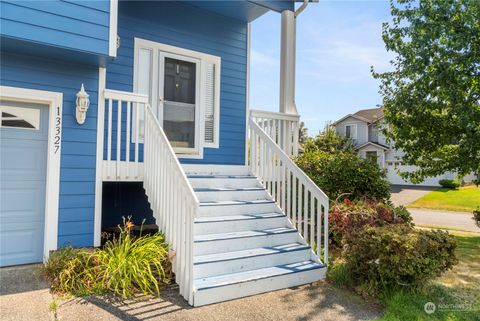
left=49, top=299, right=59, bottom=321
left=439, top=179, right=460, bottom=189
left=41, top=218, right=171, bottom=298
left=473, top=207, right=480, bottom=228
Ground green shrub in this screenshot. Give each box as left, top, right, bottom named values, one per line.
left=327, top=261, right=352, bottom=287
left=41, top=247, right=94, bottom=294
left=343, top=224, right=458, bottom=296
left=93, top=226, right=171, bottom=298
left=41, top=220, right=171, bottom=298
left=473, top=207, right=480, bottom=228
left=296, top=150, right=390, bottom=201
left=329, top=199, right=412, bottom=246
left=439, top=179, right=460, bottom=189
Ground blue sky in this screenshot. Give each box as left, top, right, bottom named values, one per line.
left=250, top=1, right=394, bottom=135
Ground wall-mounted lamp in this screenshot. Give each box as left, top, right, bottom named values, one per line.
left=75, top=84, right=90, bottom=125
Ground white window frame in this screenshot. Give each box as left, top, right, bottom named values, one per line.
left=133, top=38, right=221, bottom=158
left=344, top=123, right=357, bottom=140
left=0, top=86, right=62, bottom=261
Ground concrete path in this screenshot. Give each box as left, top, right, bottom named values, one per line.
left=0, top=264, right=54, bottom=321
left=390, top=185, right=436, bottom=207
left=410, top=208, right=480, bottom=234
left=0, top=265, right=382, bottom=321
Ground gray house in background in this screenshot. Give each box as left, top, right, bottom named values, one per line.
left=333, top=107, right=474, bottom=186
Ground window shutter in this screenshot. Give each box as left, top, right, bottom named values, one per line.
left=203, top=59, right=220, bottom=148
left=204, top=63, right=215, bottom=144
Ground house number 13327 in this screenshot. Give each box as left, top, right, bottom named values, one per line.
left=54, top=106, right=61, bottom=154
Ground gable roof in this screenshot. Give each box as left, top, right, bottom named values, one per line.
left=354, top=141, right=390, bottom=151
left=333, top=107, right=384, bottom=126
left=353, top=107, right=384, bottom=123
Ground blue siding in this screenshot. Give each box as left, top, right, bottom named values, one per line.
left=0, top=52, right=99, bottom=247
left=106, top=1, right=247, bottom=165
left=0, top=0, right=110, bottom=56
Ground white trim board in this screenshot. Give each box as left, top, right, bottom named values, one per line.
left=94, top=67, right=106, bottom=247
left=0, top=85, right=63, bottom=261
left=109, top=0, right=118, bottom=57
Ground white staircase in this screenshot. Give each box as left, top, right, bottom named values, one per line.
left=184, top=165, right=326, bottom=306
left=102, top=90, right=329, bottom=307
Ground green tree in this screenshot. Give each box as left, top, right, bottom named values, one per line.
left=372, top=0, right=480, bottom=183
left=303, top=122, right=355, bottom=154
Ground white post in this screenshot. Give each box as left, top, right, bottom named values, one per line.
left=279, top=10, right=298, bottom=115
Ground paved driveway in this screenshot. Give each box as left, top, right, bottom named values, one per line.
left=0, top=265, right=381, bottom=321
left=390, top=185, right=437, bottom=207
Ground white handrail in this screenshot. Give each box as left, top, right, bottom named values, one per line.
left=144, top=105, right=198, bottom=305
left=250, top=110, right=300, bottom=156
left=103, top=89, right=149, bottom=181
left=249, top=118, right=329, bottom=265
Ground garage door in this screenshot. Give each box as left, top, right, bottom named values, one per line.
left=386, top=164, right=449, bottom=187
left=0, top=101, right=48, bottom=267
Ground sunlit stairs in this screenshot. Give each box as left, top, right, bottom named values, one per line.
left=184, top=165, right=326, bottom=306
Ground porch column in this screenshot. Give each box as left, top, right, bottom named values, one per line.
left=279, top=10, right=298, bottom=115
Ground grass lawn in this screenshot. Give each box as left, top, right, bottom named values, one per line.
left=378, top=235, right=480, bottom=321
left=408, top=185, right=480, bottom=212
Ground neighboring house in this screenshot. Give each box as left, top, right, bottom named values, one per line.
left=333, top=107, right=474, bottom=186
left=0, top=0, right=329, bottom=307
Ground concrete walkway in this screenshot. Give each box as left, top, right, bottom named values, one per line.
left=0, top=265, right=382, bottom=321
left=409, top=208, right=480, bottom=234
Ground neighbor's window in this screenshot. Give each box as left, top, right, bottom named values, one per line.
left=366, top=151, right=378, bottom=163
left=345, top=124, right=357, bottom=140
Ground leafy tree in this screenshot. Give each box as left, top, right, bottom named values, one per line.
left=372, top=0, right=480, bottom=183
left=298, top=121, right=308, bottom=145
left=303, top=122, right=355, bottom=153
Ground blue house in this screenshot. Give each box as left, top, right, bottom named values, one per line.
left=0, top=0, right=329, bottom=305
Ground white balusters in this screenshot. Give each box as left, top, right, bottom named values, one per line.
left=250, top=109, right=300, bottom=157
left=144, top=106, right=198, bottom=305
left=248, top=118, right=329, bottom=266
left=103, top=89, right=149, bottom=181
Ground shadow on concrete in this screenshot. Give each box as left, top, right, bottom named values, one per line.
left=0, top=264, right=48, bottom=296
left=60, top=285, right=191, bottom=321
left=279, top=281, right=382, bottom=321
left=390, top=185, right=437, bottom=193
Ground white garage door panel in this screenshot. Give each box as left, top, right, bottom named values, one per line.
left=387, top=165, right=454, bottom=186
left=0, top=101, right=48, bottom=267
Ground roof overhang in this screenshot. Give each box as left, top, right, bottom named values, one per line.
left=332, top=114, right=370, bottom=126
left=354, top=142, right=390, bottom=151
left=185, top=1, right=296, bottom=22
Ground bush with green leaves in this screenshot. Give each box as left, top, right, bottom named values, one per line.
left=439, top=179, right=461, bottom=189
left=295, top=150, right=391, bottom=201
left=343, top=224, right=458, bottom=297
left=41, top=220, right=171, bottom=297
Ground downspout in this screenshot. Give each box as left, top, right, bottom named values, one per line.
left=279, top=0, right=313, bottom=115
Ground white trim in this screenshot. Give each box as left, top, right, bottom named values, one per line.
left=332, top=113, right=370, bottom=125
left=108, top=0, right=118, bottom=57
left=0, top=86, right=62, bottom=261
left=133, top=38, right=221, bottom=156
left=245, top=23, right=251, bottom=165
left=94, top=68, right=106, bottom=247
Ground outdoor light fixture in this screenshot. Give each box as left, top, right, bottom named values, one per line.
left=75, top=84, right=90, bottom=125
